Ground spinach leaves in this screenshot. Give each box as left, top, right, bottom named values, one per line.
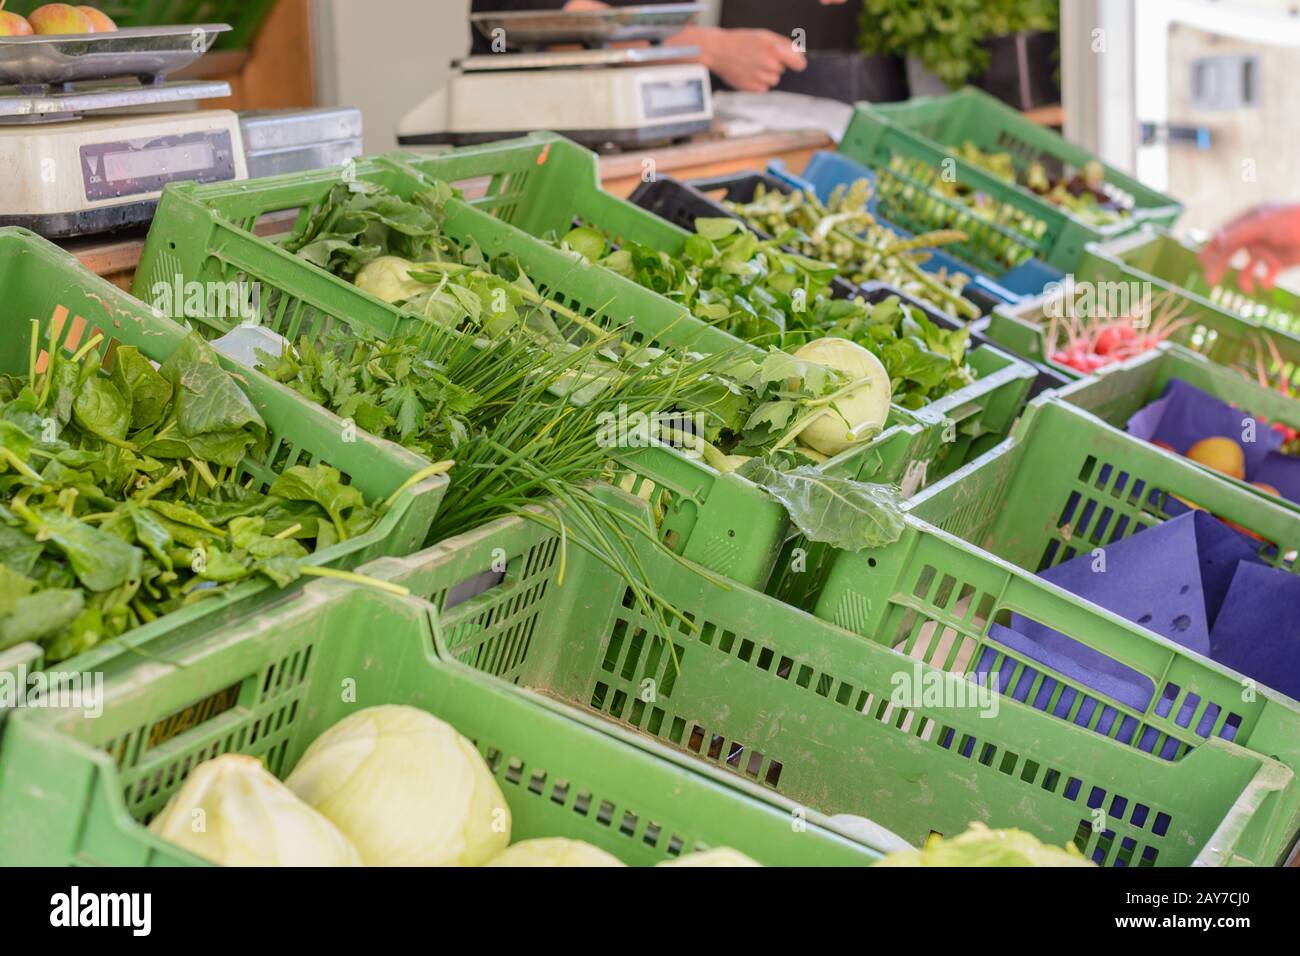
left=0, top=328, right=379, bottom=662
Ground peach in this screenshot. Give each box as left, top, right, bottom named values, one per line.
left=0, top=10, right=33, bottom=35
left=78, top=5, right=116, bottom=31
left=1185, top=436, right=1246, bottom=481
left=27, top=3, right=92, bottom=35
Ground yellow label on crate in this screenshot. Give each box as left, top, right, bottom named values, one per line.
left=145, top=682, right=242, bottom=750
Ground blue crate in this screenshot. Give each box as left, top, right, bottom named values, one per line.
left=769, top=151, right=1064, bottom=304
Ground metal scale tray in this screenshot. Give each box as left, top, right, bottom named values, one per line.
left=470, top=3, right=702, bottom=49
left=458, top=45, right=697, bottom=72
left=0, top=24, right=229, bottom=87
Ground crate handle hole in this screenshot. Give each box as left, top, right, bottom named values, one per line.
left=443, top=566, right=509, bottom=612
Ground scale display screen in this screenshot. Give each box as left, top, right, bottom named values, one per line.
left=81, top=130, right=236, bottom=202
left=103, top=141, right=217, bottom=183
left=640, top=77, right=706, bottom=119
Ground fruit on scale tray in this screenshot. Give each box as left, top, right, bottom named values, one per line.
left=0, top=1, right=33, bottom=34
left=4, top=3, right=117, bottom=35
left=78, top=4, right=116, bottom=31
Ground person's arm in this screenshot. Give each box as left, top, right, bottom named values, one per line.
left=661, top=0, right=850, bottom=93
left=470, top=0, right=606, bottom=12
left=1199, top=204, right=1300, bottom=293
left=666, top=25, right=806, bottom=93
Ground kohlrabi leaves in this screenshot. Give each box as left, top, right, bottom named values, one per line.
left=737, top=460, right=905, bottom=551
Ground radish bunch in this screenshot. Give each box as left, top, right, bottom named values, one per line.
left=1047, top=290, right=1192, bottom=374
left=1250, top=332, right=1300, bottom=446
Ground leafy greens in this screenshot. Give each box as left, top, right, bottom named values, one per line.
left=0, top=328, right=382, bottom=662
left=559, top=219, right=975, bottom=410
left=254, top=177, right=911, bottom=569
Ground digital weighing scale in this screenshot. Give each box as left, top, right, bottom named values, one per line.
left=0, top=24, right=247, bottom=238
left=398, top=3, right=713, bottom=149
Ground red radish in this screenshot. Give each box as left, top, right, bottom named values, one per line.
left=1044, top=288, right=1195, bottom=374
left=1093, top=327, right=1121, bottom=355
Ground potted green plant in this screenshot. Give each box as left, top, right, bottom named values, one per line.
left=858, top=0, right=1060, bottom=108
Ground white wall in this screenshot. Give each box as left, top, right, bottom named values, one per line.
left=314, top=0, right=472, bottom=155
left=1064, top=0, right=1300, bottom=188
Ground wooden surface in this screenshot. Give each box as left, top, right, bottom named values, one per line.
left=1023, top=104, right=1065, bottom=128
left=62, top=234, right=148, bottom=291
left=67, top=211, right=304, bottom=291
left=194, top=0, right=317, bottom=112
left=599, top=129, right=831, bottom=198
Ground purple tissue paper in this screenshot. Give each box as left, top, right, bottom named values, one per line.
left=994, top=512, right=1295, bottom=731
left=1126, top=379, right=1283, bottom=480
left=1209, top=562, right=1300, bottom=701
left=1253, top=452, right=1300, bottom=503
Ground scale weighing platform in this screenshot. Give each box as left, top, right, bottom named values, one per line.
left=0, top=25, right=365, bottom=239
left=399, top=3, right=713, bottom=149
left=0, top=24, right=244, bottom=238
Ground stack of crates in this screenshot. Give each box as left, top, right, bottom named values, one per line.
left=838, top=88, right=1183, bottom=274
left=326, top=495, right=1298, bottom=866
left=8, top=129, right=1296, bottom=870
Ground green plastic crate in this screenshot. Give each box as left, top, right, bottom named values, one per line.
left=812, top=399, right=1300, bottom=857
left=0, top=227, right=446, bottom=682
left=0, top=582, right=881, bottom=866
left=1054, top=342, right=1300, bottom=513
left=350, top=499, right=1296, bottom=866
left=839, top=89, right=1183, bottom=274
left=2, top=1, right=277, bottom=50
left=390, top=134, right=1038, bottom=484
left=132, top=155, right=1019, bottom=590
left=984, top=237, right=1300, bottom=387
left=1106, top=227, right=1300, bottom=338
left=132, top=158, right=794, bottom=587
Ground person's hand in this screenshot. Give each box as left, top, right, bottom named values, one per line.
left=669, top=26, right=807, bottom=92
left=562, top=0, right=608, bottom=10
left=1200, top=203, right=1300, bottom=293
